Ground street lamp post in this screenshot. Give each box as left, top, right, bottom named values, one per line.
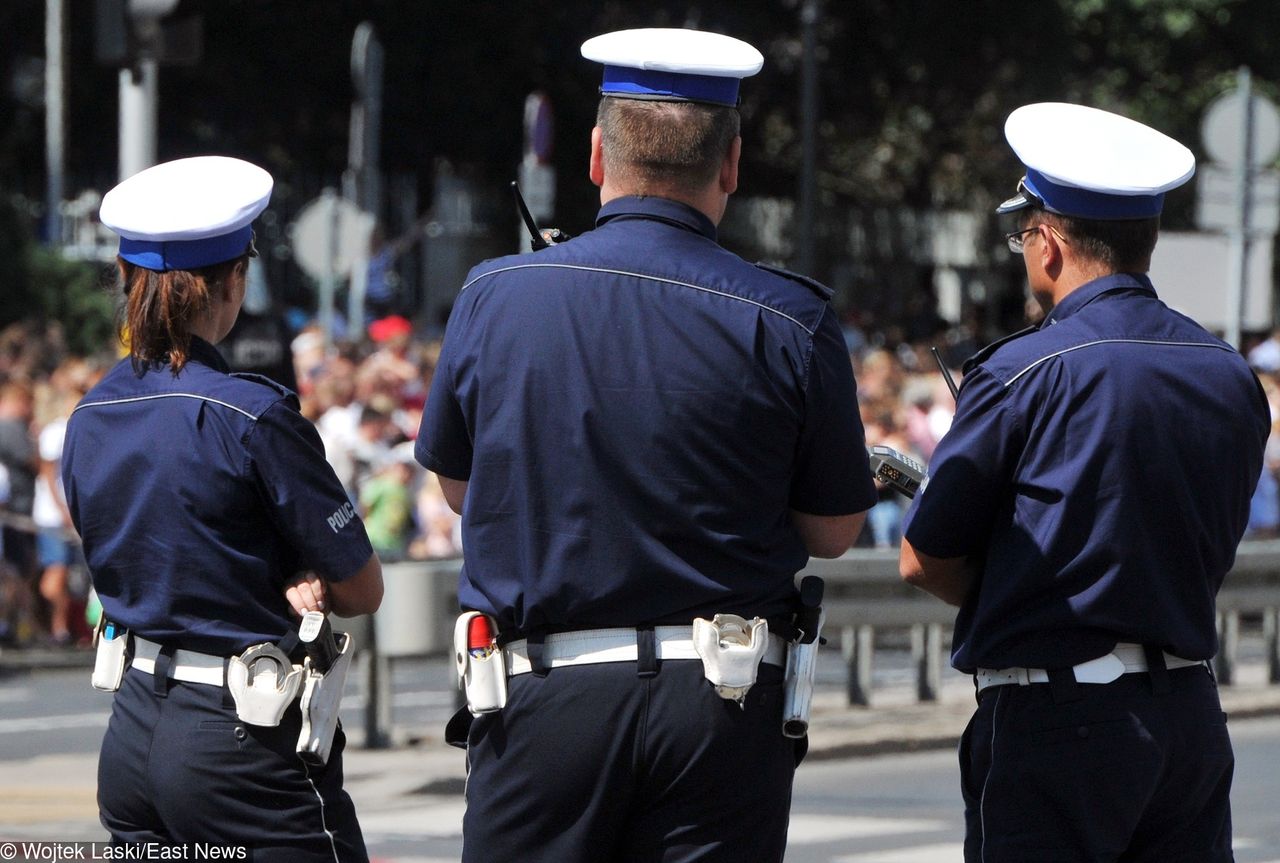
left=117, top=0, right=179, bottom=181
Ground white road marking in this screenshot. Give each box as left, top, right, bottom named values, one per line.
left=358, top=800, right=466, bottom=839
left=834, top=842, right=966, bottom=862
left=0, top=713, right=107, bottom=734
left=787, top=814, right=949, bottom=844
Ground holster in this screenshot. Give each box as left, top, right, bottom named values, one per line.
left=227, top=643, right=303, bottom=727
left=454, top=611, right=507, bottom=715
left=782, top=610, right=824, bottom=738
left=91, top=617, right=130, bottom=693
left=782, top=575, right=825, bottom=737
left=296, top=632, right=354, bottom=766
left=692, top=614, right=770, bottom=704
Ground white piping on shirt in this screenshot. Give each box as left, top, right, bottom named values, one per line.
left=71, top=392, right=259, bottom=421
left=461, top=262, right=816, bottom=334
left=1004, top=339, right=1236, bottom=387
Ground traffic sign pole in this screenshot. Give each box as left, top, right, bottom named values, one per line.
left=291, top=190, right=375, bottom=350
left=1226, top=67, right=1254, bottom=349
left=1200, top=69, right=1280, bottom=346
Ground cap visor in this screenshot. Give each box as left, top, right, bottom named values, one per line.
left=995, top=192, right=1032, bottom=215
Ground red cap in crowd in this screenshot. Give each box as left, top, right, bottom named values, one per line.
left=368, top=315, right=413, bottom=343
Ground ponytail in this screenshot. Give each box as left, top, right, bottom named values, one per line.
left=117, top=257, right=243, bottom=374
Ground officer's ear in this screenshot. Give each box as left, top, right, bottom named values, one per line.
left=590, top=126, right=605, bottom=189
left=1039, top=224, right=1065, bottom=274
left=719, top=136, right=741, bottom=196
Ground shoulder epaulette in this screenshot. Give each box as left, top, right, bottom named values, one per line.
left=753, top=262, right=834, bottom=302
left=229, top=372, right=299, bottom=407
left=961, top=325, right=1039, bottom=375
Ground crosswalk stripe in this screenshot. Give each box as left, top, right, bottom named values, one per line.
left=786, top=814, right=949, bottom=843
left=834, top=842, right=966, bottom=862
left=0, top=713, right=107, bottom=734
left=359, top=802, right=466, bottom=838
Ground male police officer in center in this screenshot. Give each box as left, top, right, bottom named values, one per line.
left=899, top=102, right=1270, bottom=861
left=416, top=27, right=876, bottom=863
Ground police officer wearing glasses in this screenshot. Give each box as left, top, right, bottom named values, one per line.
left=899, top=103, right=1269, bottom=862
left=416, top=27, right=876, bottom=863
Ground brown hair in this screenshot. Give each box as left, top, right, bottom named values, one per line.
left=117, top=256, right=245, bottom=374
left=596, top=96, right=740, bottom=192
left=1028, top=211, right=1160, bottom=274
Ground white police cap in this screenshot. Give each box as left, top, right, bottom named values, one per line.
left=100, top=156, right=273, bottom=271
left=581, top=28, right=763, bottom=108
left=997, top=102, right=1195, bottom=220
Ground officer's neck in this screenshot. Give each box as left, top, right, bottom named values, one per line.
left=1041, top=254, right=1121, bottom=310
left=599, top=182, right=728, bottom=226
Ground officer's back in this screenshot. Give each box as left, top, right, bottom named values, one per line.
left=415, top=28, right=875, bottom=863
left=444, top=196, right=842, bottom=632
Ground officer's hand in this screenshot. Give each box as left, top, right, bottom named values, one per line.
left=285, top=572, right=328, bottom=618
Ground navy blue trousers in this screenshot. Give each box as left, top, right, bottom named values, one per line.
left=461, top=659, right=802, bottom=863
left=98, top=667, right=368, bottom=862
left=960, top=665, right=1233, bottom=862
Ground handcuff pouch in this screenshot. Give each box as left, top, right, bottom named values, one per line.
left=227, top=643, right=303, bottom=727
left=692, top=614, right=769, bottom=704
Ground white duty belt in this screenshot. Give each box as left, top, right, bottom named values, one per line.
left=504, top=626, right=787, bottom=677
left=974, top=642, right=1207, bottom=694
left=131, top=636, right=227, bottom=686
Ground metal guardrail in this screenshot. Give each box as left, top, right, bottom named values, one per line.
left=806, top=542, right=1280, bottom=704
left=352, top=541, right=1280, bottom=741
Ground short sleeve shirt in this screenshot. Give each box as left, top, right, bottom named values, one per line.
left=904, top=274, right=1270, bottom=671
left=417, top=196, right=877, bottom=632
left=63, top=338, right=374, bottom=655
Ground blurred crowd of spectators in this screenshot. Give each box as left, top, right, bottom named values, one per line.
left=4, top=312, right=1280, bottom=650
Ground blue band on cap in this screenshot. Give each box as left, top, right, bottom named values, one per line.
left=1024, top=168, right=1164, bottom=220
left=117, top=225, right=254, bottom=271
left=601, top=66, right=740, bottom=106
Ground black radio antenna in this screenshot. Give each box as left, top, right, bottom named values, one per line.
left=510, top=181, right=549, bottom=251
left=932, top=346, right=959, bottom=401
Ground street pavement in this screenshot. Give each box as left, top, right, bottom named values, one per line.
left=2, top=649, right=1279, bottom=861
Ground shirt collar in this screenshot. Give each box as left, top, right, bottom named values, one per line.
left=596, top=196, right=718, bottom=241
left=1042, top=272, right=1157, bottom=327
left=188, top=336, right=231, bottom=372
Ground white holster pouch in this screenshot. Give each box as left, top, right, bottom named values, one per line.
left=227, top=643, right=303, bottom=727
left=782, top=610, right=824, bottom=738
left=692, top=614, right=770, bottom=704
left=454, top=611, right=507, bottom=715
left=91, top=618, right=130, bottom=693
left=296, top=632, right=354, bottom=766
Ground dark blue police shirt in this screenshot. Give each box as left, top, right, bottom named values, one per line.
left=903, top=273, right=1270, bottom=672
left=63, top=337, right=373, bottom=656
left=416, top=196, right=876, bottom=633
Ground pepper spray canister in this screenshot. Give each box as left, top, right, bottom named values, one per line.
left=453, top=611, right=507, bottom=715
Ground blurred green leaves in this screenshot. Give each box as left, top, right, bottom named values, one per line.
left=0, top=196, right=114, bottom=357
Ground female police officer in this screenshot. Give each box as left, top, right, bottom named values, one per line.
left=62, top=156, right=383, bottom=860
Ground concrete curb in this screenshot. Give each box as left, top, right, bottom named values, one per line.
left=0, top=647, right=95, bottom=673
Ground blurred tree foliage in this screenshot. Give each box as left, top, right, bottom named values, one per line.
left=0, top=0, right=1277, bottom=328
left=0, top=197, right=114, bottom=356
left=1, top=0, right=1274, bottom=216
